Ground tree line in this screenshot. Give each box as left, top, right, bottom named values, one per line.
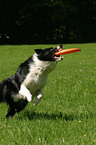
left=0, top=0, right=96, bottom=44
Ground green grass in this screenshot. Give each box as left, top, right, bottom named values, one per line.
left=0, top=44, right=96, bottom=145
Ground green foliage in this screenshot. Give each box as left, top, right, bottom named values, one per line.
left=0, top=44, right=96, bottom=144
left=0, top=0, right=96, bottom=43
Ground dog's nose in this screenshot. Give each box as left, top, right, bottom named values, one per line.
left=57, top=46, right=63, bottom=51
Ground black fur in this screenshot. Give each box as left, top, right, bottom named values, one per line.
left=0, top=46, right=62, bottom=118
left=0, top=56, right=33, bottom=118
left=35, top=47, right=58, bottom=61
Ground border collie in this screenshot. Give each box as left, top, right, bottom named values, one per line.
left=0, top=45, right=63, bottom=118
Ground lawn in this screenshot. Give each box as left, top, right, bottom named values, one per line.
left=0, top=44, right=96, bottom=145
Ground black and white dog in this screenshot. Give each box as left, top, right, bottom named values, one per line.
left=0, top=45, right=63, bottom=118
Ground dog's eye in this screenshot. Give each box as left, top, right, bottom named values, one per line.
left=50, top=48, right=55, bottom=52
left=50, top=49, right=53, bottom=52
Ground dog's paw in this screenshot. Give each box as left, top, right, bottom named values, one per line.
left=33, top=98, right=41, bottom=105
left=33, top=103, right=35, bottom=106
left=27, top=96, right=32, bottom=102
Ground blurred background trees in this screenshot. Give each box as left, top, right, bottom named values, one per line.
left=0, top=0, right=96, bottom=44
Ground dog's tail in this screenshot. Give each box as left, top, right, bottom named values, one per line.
left=0, top=83, right=7, bottom=103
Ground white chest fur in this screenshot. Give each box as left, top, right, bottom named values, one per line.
left=22, top=54, right=56, bottom=96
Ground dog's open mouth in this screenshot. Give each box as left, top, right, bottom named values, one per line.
left=53, top=46, right=63, bottom=61
left=53, top=54, right=63, bottom=61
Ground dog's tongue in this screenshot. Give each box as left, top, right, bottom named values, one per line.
left=55, top=48, right=81, bottom=56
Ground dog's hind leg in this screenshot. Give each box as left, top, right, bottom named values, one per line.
left=6, top=108, right=16, bottom=118
left=6, top=100, right=28, bottom=118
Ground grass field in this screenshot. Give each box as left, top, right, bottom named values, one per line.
left=0, top=44, right=96, bottom=145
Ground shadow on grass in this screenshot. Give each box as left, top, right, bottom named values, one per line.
left=18, top=110, right=96, bottom=121
left=19, top=111, right=74, bottom=121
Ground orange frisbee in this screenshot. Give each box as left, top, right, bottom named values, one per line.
left=55, top=48, right=81, bottom=55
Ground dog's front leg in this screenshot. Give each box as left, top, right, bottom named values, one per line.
left=33, top=90, right=43, bottom=106
left=19, top=85, right=32, bottom=102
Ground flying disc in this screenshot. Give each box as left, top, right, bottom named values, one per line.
left=55, top=48, right=81, bottom=56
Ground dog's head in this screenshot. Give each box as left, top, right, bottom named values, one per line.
left=35, top=45, right=63, bottom=61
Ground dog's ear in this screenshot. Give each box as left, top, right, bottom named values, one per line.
left=60, top=44, right=63, bottom=48
left=57, top=44, right=63, bottom=49
left=34, top=49, right=44, bottom=54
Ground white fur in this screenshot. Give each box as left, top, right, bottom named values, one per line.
left=19, top=54, right=56, bottom=104
left=19, top=85, right=32, bottom=102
